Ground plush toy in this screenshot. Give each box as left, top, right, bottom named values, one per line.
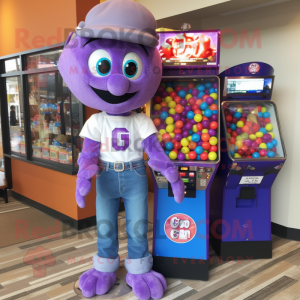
left=58, top=0, right=185, bottom=299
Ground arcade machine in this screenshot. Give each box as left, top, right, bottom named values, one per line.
left=210, top=62, right=286, bottom=260
left=150, top=29, right=221, bottom=280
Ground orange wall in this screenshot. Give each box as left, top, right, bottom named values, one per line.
left=1, top=0, right=100, bottom=221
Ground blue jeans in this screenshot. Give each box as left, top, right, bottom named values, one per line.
left=96, top=159, right=149, bottom=260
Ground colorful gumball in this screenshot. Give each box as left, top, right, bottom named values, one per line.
left=153, top=118, right=160, bottom=126
left=188, top=151, right=197, bottom=160
left=200, top=152, right=208, bottom=160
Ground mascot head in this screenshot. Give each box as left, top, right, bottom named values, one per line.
left=58, top=0, right=162, bottom=114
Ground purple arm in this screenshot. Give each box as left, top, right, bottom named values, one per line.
left=76, top=137, right=100, bottom=208
left=142, top=133, right=185, bottom=203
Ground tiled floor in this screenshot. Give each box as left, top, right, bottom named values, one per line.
left=1, top=195, right=300, bottom=299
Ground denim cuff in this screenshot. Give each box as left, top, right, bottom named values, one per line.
left=93, top=254, right=119, bottom=273
left=125, top=254, right=153, bottom=274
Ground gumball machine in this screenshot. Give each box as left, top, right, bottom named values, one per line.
left=150, top=30, right=220, bottom=280
left=210, top=62, right=287, bottom=260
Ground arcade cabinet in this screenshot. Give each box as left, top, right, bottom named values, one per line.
left=210, top=62, right=287, bottom=260
left=150, top=30, right=221, bottom=280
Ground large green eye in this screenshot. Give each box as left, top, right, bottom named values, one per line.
left=122, top=52, right=143, bottom=80
left=88, top=49, right=111, bottom=77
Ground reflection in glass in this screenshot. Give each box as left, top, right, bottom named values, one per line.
left=25, top=50, right=62, bottom=71
left=5, top=58, right=21, bottom=73
left=28, top=72, right=81, bottom=165
left=6, top=77, right=25, bottom=154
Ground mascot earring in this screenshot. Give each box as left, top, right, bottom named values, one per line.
left=58, top=0, right=185, bottom=299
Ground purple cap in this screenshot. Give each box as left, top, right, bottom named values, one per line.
left=75, top=0, right=159, bottom=47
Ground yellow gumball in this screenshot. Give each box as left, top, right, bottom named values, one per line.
left=234, top=153, right=241, bottom=158
left=237, top=108, right=243, bottom=113
left=166, top=87, right=173, bottom=93
left=169, top=151, right=177, bottom=160
left=261, top=107, right=267, bottom=113
left=259, top=143, right=267, bottom=149
left=157, top=135, right=162, bottom=142
left=153, top=104, right=161, bottom=111
left=194, top=114, right=202, bottom=122
left=249, top=134, right=256, bottom=140
left=202, top=129, right=208, bottom=133
left=168, top=101, right=176, bottom=108
left=269, top=132, right=275, bottom=139
left=181, top=138, right=189, bottom=147
left=265, top=123, right=273, bottom=131
left=236, top=141, right=243, bottom=149
left=181, top=146, right=190, bottom=154
left=169, top=132, right=175, bottom=138
left=210, top=93, right=218, bottom=100
left=208, top=152, right=217, bottom=161
left=165, top=117, right=174, bottom=125
left=209, top=137, right=218, bottom=146
left=165, top=96, right=173, bottom=104
left=185, top=154, right=190, bottom=160
left=159, top=129, right=166, bottom=135
left=185, top=94, right=192, bottom=100
left=187, top=135, right=192, bottom=142
left=166, top=125, right=174, bottom=133
left=255, top=131, right=263, bottom=138
left=169, top=108, right=176, bottom=115
left=192, top=125, right=198, bottom=133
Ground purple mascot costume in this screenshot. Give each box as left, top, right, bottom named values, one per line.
left=58, top=0, right=185, bottom=298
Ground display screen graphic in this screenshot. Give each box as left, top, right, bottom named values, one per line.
left=158, top=31, right=219, bottom=67
left=226, top=77, right=273, bottom=95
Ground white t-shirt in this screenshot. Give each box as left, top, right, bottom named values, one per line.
left=80, top=112, right=157, bottom=162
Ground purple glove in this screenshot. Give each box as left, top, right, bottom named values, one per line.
left=142, top=134, right=185, bottom=203
left=126, top=270, right=167, bottom=300
left=76, top=138, right=100, bottom=208
left=79, top=268, right=116, bottom=298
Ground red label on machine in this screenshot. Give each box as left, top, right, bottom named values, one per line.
left=164, top=213, right=197, bottom=244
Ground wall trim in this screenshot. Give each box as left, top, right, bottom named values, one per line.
left=12, top=191, right=125, bottom=230
left=272, top=222, right=300, bottom=241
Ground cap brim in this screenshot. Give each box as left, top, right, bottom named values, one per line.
left=76, top=25, right=159, bottom=48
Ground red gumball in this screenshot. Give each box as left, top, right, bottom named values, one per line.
left=241, top=145, right=248, bottom=152
left=210, top=145, right=217, bottom=152
left=174, top=96, right=181, bottom=104
left=170, top=91, right=177, bottom=99
left=232, top=117, right=238, bottom=124
left=173, top=141, right=182, bottom=150
left=226, top=115, right=233, bottom=122
left=192, top=104, right=200, bottom=111
left=227, top=128, right=232, bottom=134
left=242, top=125, right=249, bottom=133
left=247, top=155, right=252, bottom=158
left=245, top=121, right=252, bottom=127
left=200, top=152, right=208, bottom=160
left=259, top=149, right=267, bottom=157
left=175, top=86, right=181, bottom=93
left=154, top=96, right=162, bottom=104
left=257, top=106, right=262, bottom=112
left=255, top=138, right=262, bottom=145
left=264, top=117, right=271, bottom=124
left=230, top=137, right=236, bottom=144
left=194, top=109, right=202, bottom=115
left=244, top=150, right=251, bottom=156
left=175, top=120, right=184, bottom=128
left=188, top=98, right=196, bottom=106
left=232, top=131, right=238, bottom=138
left=202, top=142, right=210, bottom=150
left=174, top=128, right=182, bottom=134
left=201, top=133, right=210, bottom=142
left=252, top=124, right=260, bottom=133
left=171, top=138, right=176, bottom=144
left=175, top=104, right=184, bottom=114
left=224, top=110, right=230, bottom=117
left=237, top=149, right=244, bottom=156
left=162, top=133, right=171, bottom=142
left=249, top=149, right=255, bottom=155
left=188, top=151, right=197, bottom=160
left=196, top=123, right=203, bottom=131
left=188, top=83, right=194, bottom=89
left=189, top=141, right=197, bottom=150
left=210, top=121, right=218, bottom=129
left=240, top=117, right=246, bottom=124
left=202, top=95, right=209, bottom=101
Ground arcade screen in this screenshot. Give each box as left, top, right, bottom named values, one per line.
left=223, top=101, right=285, bottom=159
left=158, top=31, right=220, bottom=67
left=224, top=77, right=274, bottom=97
left=151, top=78, right=219, bottom=162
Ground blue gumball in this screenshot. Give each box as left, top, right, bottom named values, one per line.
left=178, top=90, right=186, bottom=98
left=252, top=152, right=260, bottom=158
left=212, top=110, right=218, bottom=114
left=200, top=102, right=208, bottom=110
left=165, top=150, right=171, bottom=155
left=234, top=145, right=238, bottom=152
left=197, top=84, right=205, bottom=92
left=196, top=155, right=201, bottom=160
left=165, top=142, right=174, bottom=150
left=258, top=112, right=263, bottom=118
left=209, top=88, right=215, bottom=94
left=189, top=130, right=193, bottom=135
left=198, top=91, right=205, bottom=99
left=187, top=111, right=195, bottom=119
left=160, top=111, right=168, bottom=120
left=192, top=134, right=201, bottom=143
left=205, top=82, right=212, bottom=88
left=272, top=139, right=278, bottom=146
left=267, top=151, right=275, bottom=158
left=188, top=89, right=192, bottom=94
left=230, top=150, right=234, bottom=156
left=195, top=146, right=204, bottom=154
left=215, top=88, right=218, bottom=93
left=230, top=124, right=237, bottom=131
left=267, top=142, right=273, bottom=150
left=204, top=109, right=213, bottom=118
left=263, top=112, right=270, bottom=118
left=234, top=112, right=241, bottom=119
left=259, top=128, right=267, bottom=134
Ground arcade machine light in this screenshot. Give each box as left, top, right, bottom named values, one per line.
left=210, top=62, right=287, bottom=260
left=150, top=30, right=221, bottom=280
